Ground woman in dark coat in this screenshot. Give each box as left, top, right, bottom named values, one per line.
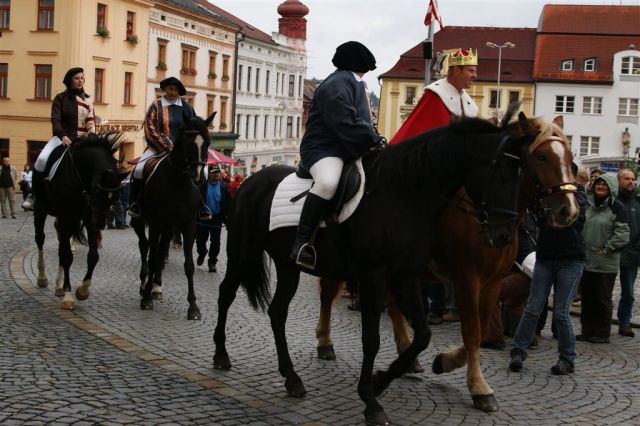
left=291, top=41, right=385, bottom=270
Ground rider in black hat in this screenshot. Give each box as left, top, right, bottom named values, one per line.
left=290, top=41, right=386, bottom=270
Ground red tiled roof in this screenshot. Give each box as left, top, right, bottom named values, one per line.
left=380, top=26, right=537, bottom=83
left=195, top=0, right=274, bottom=44
left=534, top=34, right=640, bottom=83
left=539, top=5, right=640, bottom=35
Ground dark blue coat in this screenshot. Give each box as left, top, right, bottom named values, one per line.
left=300, top=70, right=380, bottom=170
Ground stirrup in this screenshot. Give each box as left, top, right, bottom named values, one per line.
left=295, top=243, right=317, bottom=270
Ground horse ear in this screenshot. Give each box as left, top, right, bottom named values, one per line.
left=552, top=115, right=564, bottom=129
left=205, top=111, right=217, bottom=128
left=518, top=111, right=528, bottom=122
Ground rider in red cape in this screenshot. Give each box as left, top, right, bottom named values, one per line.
left=389, top=48, right=479, bottom=144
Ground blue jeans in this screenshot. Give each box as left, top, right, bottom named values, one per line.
left=618, top=266, right=637, bottom=326
left=512, top=258, right=584, bottom=364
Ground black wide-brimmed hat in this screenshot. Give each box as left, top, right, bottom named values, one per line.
left=63, top=67, right=84, bottom=88
left=332, top=41, right=376, bottom=73
left=160, top=77, right=187, bottom=96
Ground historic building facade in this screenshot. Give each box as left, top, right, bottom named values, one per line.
left=532, top=4, right=640, bottom=171
left=377, top=27, right=537, bottom=140
left=198, top=0, right=308, bottom=174
left=0, top=0, right=153, bottom=168
left=147, top=0, right=239, bottom=155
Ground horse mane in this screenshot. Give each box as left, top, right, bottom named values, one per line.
left=74, top=132, right=124, bottom=157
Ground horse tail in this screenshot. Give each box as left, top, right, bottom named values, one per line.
left=228, top=182, right=272, bottom=311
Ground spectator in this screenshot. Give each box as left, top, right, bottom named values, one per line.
left=616, top=169, right=638, bottom=338
left=0, top=156, right=17, bottom=219
left=230, top=173, right=244, bottom=198
left=588, top=168, right=604, bottom=194
left=196, top=164, right=229, bottom=272
left=20, top=164, right=33, bottom=202
left=578, top=174, right=629, bottom=344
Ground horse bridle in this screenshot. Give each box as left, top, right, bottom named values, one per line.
left=168, top=128, right=207, bottom=183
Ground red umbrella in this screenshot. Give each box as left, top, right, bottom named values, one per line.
left=207, top=148, right=237, bottom=165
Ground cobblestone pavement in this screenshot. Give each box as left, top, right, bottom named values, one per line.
left=1, top=210, right=639, bottom=425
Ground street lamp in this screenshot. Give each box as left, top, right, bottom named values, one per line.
left=486, top=41, right=515, bottom=120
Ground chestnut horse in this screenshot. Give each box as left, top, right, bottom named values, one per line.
left=314, top=113, right=578, bottom=413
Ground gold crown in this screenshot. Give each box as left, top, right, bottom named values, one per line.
left=445, top=48, right=478, bottom=67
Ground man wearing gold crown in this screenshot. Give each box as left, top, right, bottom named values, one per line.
left=389, top=48, right=478, bottom=144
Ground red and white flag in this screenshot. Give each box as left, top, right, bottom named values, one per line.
left=424, top=0, right=444, bottom=30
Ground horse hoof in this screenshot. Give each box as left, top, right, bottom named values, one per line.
left=187, top=308, right=201, bottom=320
left=54, top=288, right=65, bottom=298
left=317, top=345, right=336, bottom=360
left=37, top=277, right=49, bottom=288
left=213, top=352, right=232, bottom=370
left=372, top=370, right=389, bottom=397
left=152, top=292, right=163, bottom=300
left=62, top=300, right=75, bottom=310
left=364, top=409, right=390, bottom=426
left=432, top=354, right=444, bottom=375
left=408, top=359, right=425, bottom=374
left=75, top=287, right=89, bottom=301
left=472, top=394, right=500, bottom=412
left=140, top=299, right=153, bottom=310
left=285, top=378, right=306, bottom=398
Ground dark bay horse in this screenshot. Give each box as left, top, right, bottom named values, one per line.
left=34, top=133, right=128, bottom=309
left=131, top=112, right=215, bottom=320
left=213, top=117, right=541, bottom=426
left=314, top=113, right=578, bottom=413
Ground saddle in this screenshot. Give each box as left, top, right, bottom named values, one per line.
left=142, top=155, right=166, bottom=181
left=294, top=160, right=362, bottom=221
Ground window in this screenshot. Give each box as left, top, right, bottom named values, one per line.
left=0, top=0, right=10, bottom=30
left=245, top=114, right=250, bottom=138
left=263, top=115, right=268, bottom=138
left=184, top=94, right=194, bottom=107
left=123, top=72, right=132, bottom=105
left=584, top=58, right=596, bottom=72
left=126, top=11, right=135, bottom=37
left=0, top=138, right=8, bottom=161
left=206, top=96, right=215, bottom=127
left=0, top=63, right=7, bottom=97
left=555, top=95, right=575, bottom=113
left=619, top=98, right=639, bottom=116
left=288, top=75, right=295, bottom=97
left=157, top=40, right=167, bottom=69
left=220, top=97, right=227, bottom=128
left=265, top=70, right=270, bottom=95
left=286, top=116, right=293, bottom=138
left=208, top=52, right=217, bottom=77
left=561, top=60, right=574, bottom=71
left=296, top=117, right=301, bottom=138
left=255, top=68, right=260, bottom=93
left=247, top=66, right=252, bottom=92
left=405, top=86, right=416, bottom=104
left=96, top=3, right=107, bottom=32
left=235, top=114, right=241, bottom=134
left=281, top=74, right=285, bottom=95
left=222, top=55, right=229, bottom=80
left=94, top=68, right=104, bottom=103
left=582, top=96, right=602, bottom=115
left=34, top=64, right=52, bottom=99
left=298, top=76, right=302, bottom=98
left=489, top=89, right=502, bottom=109
left=27, top=140, right=46, bottom=166
left=37, top=0, right=54, bottom=31
left=181, top=45, right=197, bottom=73
left=580, top=136, right=599, bottom=156
left=276, top=72, right=280, bottom=94
left=508, top=91, right=520, bottom=105
left=254, top=114, right=259, bottom=139
left=237, top=65, right=243, bottom=91
left=621, top=56, right=640, bottom=75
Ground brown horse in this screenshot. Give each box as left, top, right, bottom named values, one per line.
left=315, top=113, right=578, bottom=412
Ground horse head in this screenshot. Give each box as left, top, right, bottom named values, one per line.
left=510, top=111, right=579, bottom=228
left=173, top=111, right=216, bottom=184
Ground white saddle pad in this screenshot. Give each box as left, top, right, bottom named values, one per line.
left=269, top=159, right=366, bottom=231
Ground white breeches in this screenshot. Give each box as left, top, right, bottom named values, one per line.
left=309, top=157, right=344, bottom=201
left=35, top=136, right=63, bottom=172
left=133, top=148, right=162, bottom=179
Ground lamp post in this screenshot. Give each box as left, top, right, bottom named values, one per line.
left=486, top=41, right=515, bottom=120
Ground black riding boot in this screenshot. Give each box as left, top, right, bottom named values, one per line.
left=127, top=178, right=144, bottom=218
left=290, top=193, right=330, bottom=270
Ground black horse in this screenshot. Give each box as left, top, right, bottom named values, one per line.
left=213, top=117, right=541, bottom=425
left=131, top=112, right=215, bottom=320
left=34, top=133, right=127, bottom=310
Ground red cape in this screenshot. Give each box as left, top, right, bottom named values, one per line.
left=389, top=89, right=452, bottom=145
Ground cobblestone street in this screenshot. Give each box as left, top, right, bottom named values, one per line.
left=1, top=210, right=639, bottom=425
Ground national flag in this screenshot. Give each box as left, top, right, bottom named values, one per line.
left=424, top=0, right=444, bottom=30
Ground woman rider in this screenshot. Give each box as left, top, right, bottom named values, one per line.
left=291, top=41, right=386, bottom=270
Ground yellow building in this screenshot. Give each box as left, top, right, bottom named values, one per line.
left=378, top=27, right=537, bottom=139
left=0, top=0, right=153, bottom=171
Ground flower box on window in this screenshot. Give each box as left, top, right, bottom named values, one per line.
left=219, top=123, right=227, bottom=129
left=180, top=68, right=197, bottom=76
left=126, top=34, right=138, bottom=44
left=156, top=61, right=167, bottom=71
left=221, top=75, right=230, bottom=81
left=97, top=26, right=110, bottom=37
left=208, top=72, right=217, bottom=79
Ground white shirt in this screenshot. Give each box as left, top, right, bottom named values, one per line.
left=160, top=96, right=183, bottom=107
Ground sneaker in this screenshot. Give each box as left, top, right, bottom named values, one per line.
left=619, top=325, right=635, bottom=337
left=509, top=348, right=527, bottom=372
left=551, top=358, right=574, bottom=375
left=22, top=194, right=34, bottom=211
left=196, top=254, right=205, bottom=266
left=587, top=336, right=610, bottom=344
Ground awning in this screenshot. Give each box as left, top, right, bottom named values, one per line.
left=208, top=148, right=237, bottom=165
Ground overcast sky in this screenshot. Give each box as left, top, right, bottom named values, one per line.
left=209, top=0, right=637, bottom=94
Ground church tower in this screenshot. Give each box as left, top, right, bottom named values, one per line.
left=277, top=0, right=309, bottom=42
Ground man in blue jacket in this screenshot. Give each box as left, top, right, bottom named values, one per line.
left=196, top=164, right=229, bottom=272
left=616, top=169, right=638, bottom=337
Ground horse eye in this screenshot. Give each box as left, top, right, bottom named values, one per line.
left=536, top=154, right=546, bottom=161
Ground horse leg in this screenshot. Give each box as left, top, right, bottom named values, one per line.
left=213, top=267, right=242, bottom=370
left=52, top=218, right=65, bottom=296
left=386, top=289, right=425, bottom=374
left=57, top=222, right=75, bottom=310
left=372, top=279, right=431, bottom=396
left=356, top=269, right=389, bottom=426
left=268, top=264, right=305, bottom=397
left=140, top=225, right=161, bottom=310
left=34, top=208, right=49, bottom=288
left=316, top=277, right=343, bottom=360
left=76, top=226, right=99, bottom=301
left=150, top=229, right=171, bottom=301
left=181, top=222, right=200, bottom=320
left=132, top=218, right=149, bottom=297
